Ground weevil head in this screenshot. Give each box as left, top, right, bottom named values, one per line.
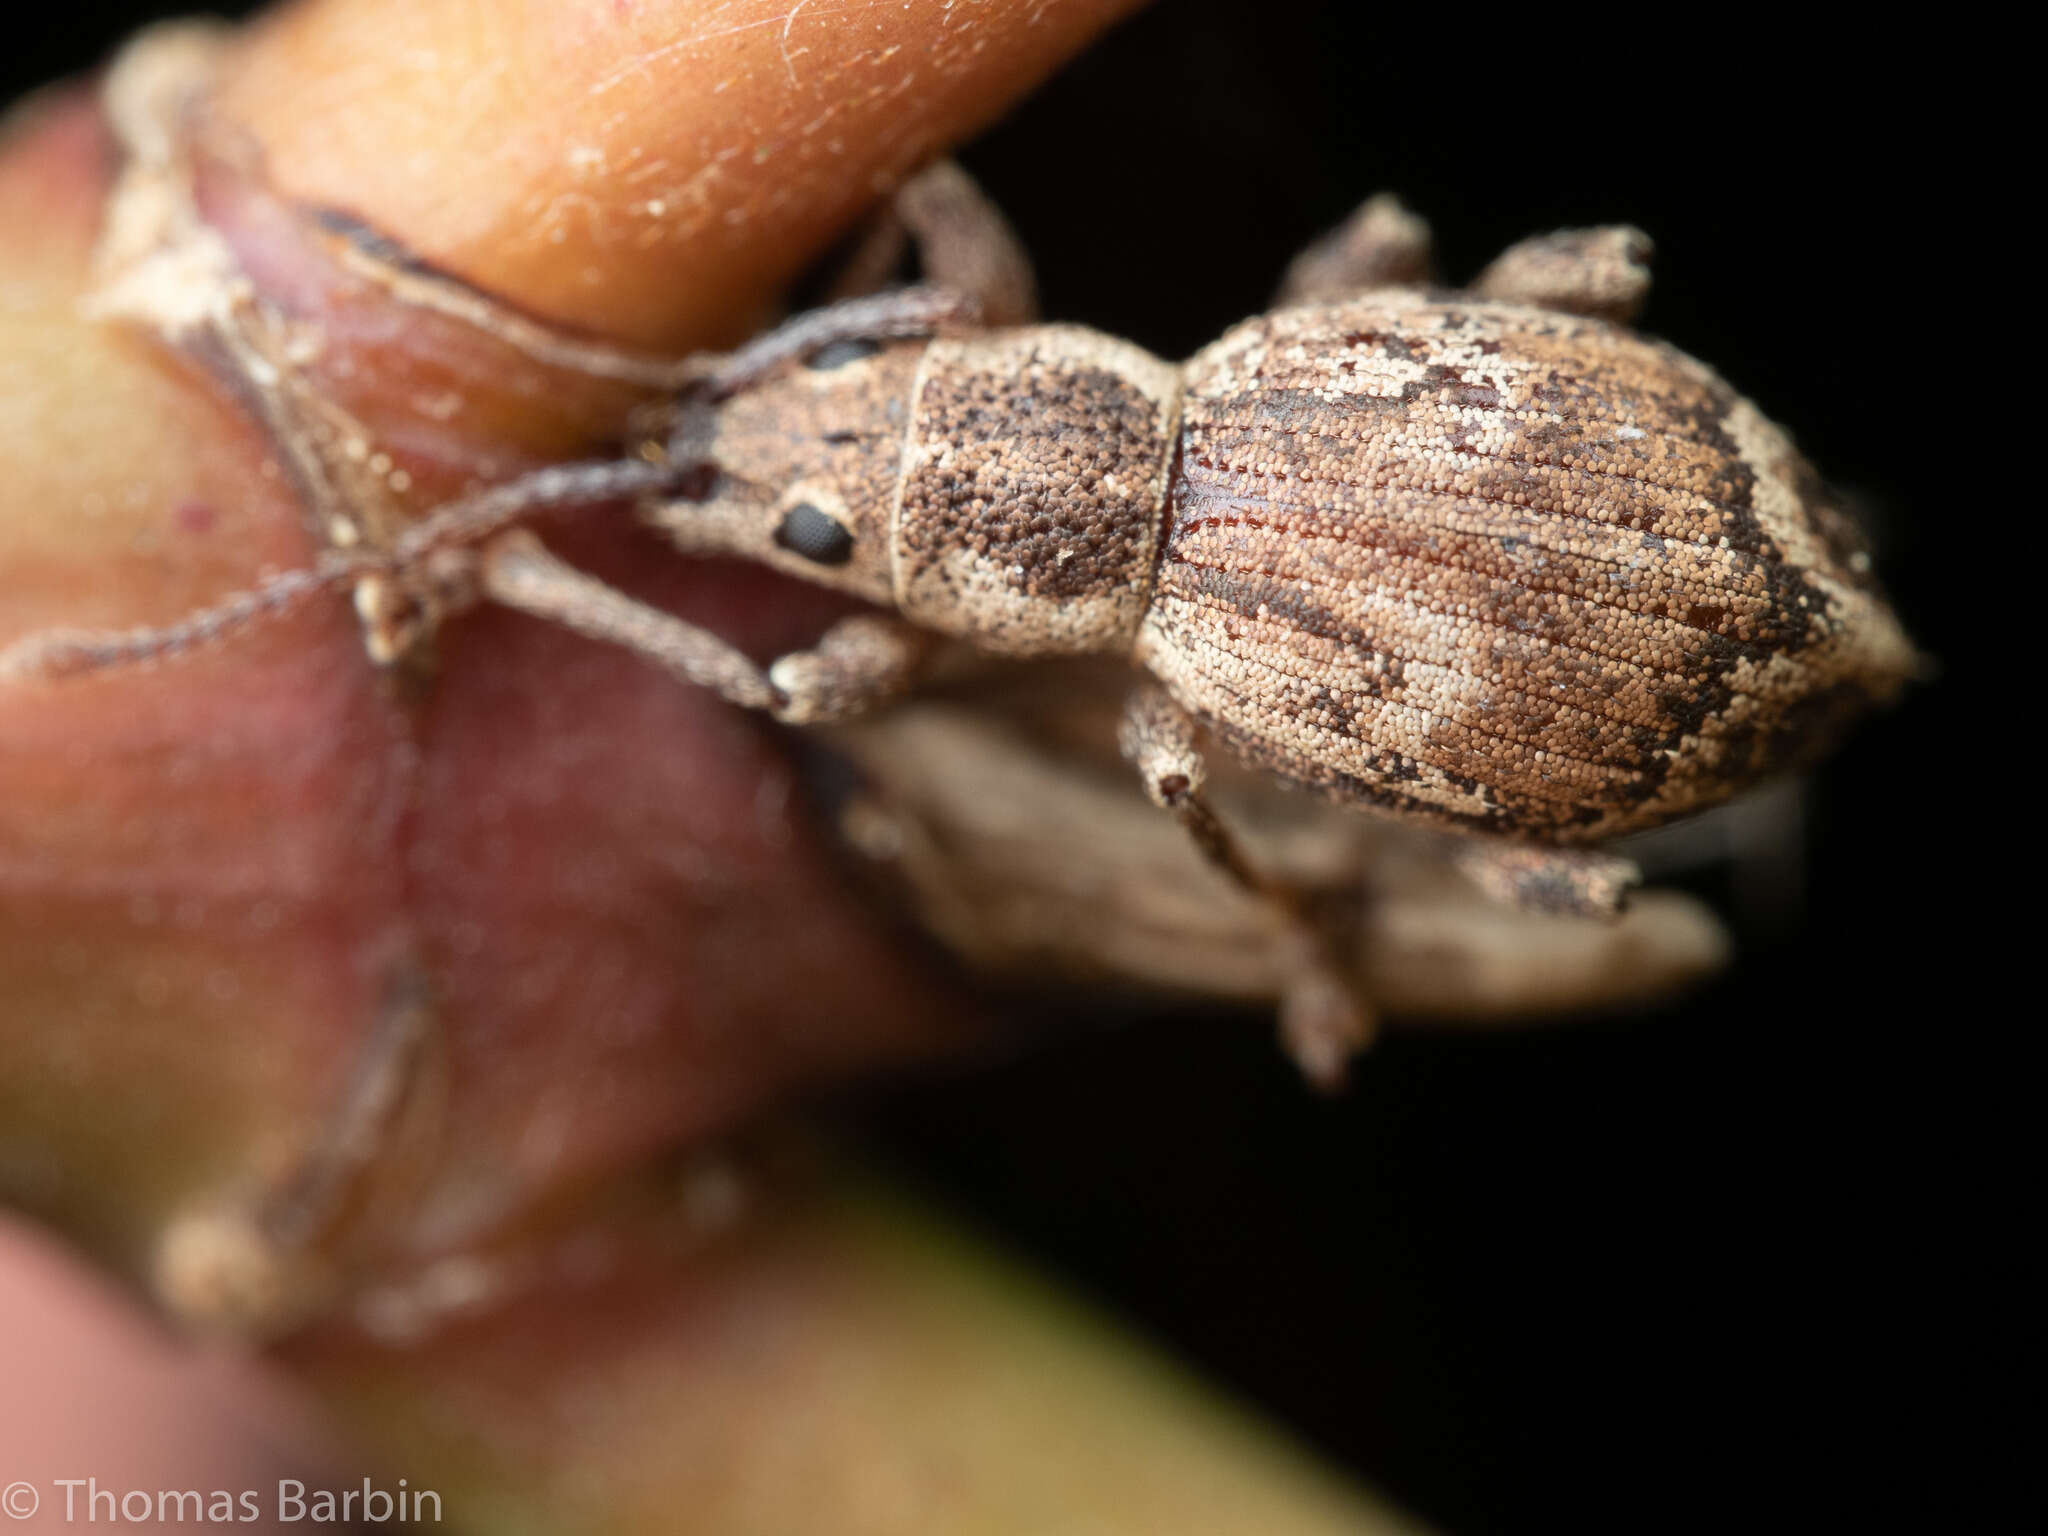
left=639, top=336, right=927, bottom=609
left=641, top=323, right=1187, bottom=659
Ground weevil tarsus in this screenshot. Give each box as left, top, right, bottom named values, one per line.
left=1273, top=191, right=1436, bottom=307
left=1447, top=840, right=1642, bottom=920
left=1472, top=225, right=1655, bottom=324
left=826, top=158, right=1041, bottom=328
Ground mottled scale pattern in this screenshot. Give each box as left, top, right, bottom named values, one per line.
left=1134, top=292, right=1917, bottom=841
left=894, top=328, right=1181, bottom=655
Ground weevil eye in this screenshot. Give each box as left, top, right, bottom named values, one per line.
left=806, top=338, right=882, bottom=371
left=774, top=501, right=854, bottom=565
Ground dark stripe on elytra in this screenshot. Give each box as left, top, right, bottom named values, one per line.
left=1155, top=512, right=1767, bottom=808
left=1167, top=484, right=1804, bottom=648
left=1155, top=556, right=1743, bottom=751
left=1203, top=707, right=1608, bottom=837
left=1159, top=502, right=1773, bottom=678
left=1157, top=566, right=1680, bottom=790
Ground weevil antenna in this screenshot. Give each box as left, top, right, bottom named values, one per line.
left=696, top=285, right=981, bottom=400
left=388, top=457, right=679, bottom=562
left=0, top=555, right=365, bottom=681
left=0, top=457, right=682, bottom=683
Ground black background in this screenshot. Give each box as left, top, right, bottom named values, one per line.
left=5, top=6, right=1992, bottom=1534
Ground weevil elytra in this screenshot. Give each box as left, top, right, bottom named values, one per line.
left=3, top=162, right=1918, bottom=1084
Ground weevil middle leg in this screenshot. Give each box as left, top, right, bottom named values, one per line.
left=1118, top=682, right=1375, bottom=1089
left=1472, top=226, right=1655, bottom=324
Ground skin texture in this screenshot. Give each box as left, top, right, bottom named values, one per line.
left=207, top=0, right=1150, bottom=349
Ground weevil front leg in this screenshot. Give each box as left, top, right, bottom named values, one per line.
left=1118, top=683, right=1374, bottom=1089
left=1472, top=226, right=1654, bottom=324
left=1273, top=192, right=1436, bottom=307
left=828, top=159, right=1039, bottom=325
left=478, top=530, right=929, bottom=724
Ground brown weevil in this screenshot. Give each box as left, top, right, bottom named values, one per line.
left=5, top=167, right=1919, bottom=1084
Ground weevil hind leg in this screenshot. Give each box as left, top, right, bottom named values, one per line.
left=479, top=529, right=928, bottom=724
left=1274, top=193, right=1435, bottom=307
left=1448, top=837, right=1642, bottom=918
left=1118, top=683, right=1375, bottom=1089
left=1472, top=227, right=1654, bottom=324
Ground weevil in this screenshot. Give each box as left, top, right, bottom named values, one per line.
left=3, top=166, right=1918, bottom=1083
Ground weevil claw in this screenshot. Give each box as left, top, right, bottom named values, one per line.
left=1278, top=965, right=1377, bottom=1093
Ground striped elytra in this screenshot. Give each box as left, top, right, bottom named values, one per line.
left=1132, top=292, right=1917, bottom=842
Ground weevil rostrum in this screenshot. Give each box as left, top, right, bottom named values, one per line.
left=3, top=150, right=1918, bottom=1085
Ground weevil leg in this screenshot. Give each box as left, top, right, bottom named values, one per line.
left=826, top=159, right=1040, bottom=325
left=1118, top=682, right=1374, bottom=1089
left=1448, top=837, right=1642, bottom=918
left=1472, top=227, right=1654, bottom=324
left=323, top=158, right=1030, bottom=393
left=1273, top=192, right=1435, bottom=307
left=479, top=529, right=927, bottom=723
left=765, top=613, right=932, bottom=725
left=894, top=160, right=1040, bottom=326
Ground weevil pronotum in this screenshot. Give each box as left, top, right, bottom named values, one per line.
left=3, top=143, right=1919, bottom=1085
